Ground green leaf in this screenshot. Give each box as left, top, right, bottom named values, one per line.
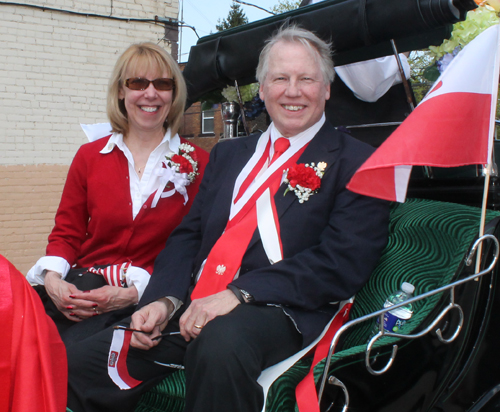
left=201, top=101, right=215, bottom=111
left=423, top=65, right=440, bottom=82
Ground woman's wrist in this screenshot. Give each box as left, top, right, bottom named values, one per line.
left=44, top=270, right=62, bottom=290
left=121, top=285, right=139, bottom=305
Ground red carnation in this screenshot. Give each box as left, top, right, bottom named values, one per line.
left=287, top=164, right=321, bottom=191
left=172, top=154, right=193, bottom=174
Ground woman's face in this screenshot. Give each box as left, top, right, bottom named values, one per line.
left=119, top=68, right=173, bottom=137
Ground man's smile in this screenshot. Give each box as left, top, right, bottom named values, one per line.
left=282, top=105, right=305, bottom=111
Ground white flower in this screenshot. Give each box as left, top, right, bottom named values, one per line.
left=317, top=162, right=327, bottom=172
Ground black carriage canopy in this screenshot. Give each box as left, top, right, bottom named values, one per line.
left=182, top=0, right=477, bottom=106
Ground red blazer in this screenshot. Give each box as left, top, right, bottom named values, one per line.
left=46, top=136, right=209, bottom=274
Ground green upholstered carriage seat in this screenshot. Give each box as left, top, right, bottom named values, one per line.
left=135, top=198, right=500, bottom=412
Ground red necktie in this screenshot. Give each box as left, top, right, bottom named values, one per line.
left=270, top=138, right=290, bottom=164
left=269, top=138, right=290, bottom=193
left=191, top=138, right=292, bottom=300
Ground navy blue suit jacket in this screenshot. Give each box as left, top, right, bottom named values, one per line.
left=141, top=121, right=390, bottom=347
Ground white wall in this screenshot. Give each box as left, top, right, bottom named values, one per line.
left=0, top=0, right=180, bottom=272
left=0, top=0, right=179, bottom=165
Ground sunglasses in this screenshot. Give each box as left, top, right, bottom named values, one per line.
left=125, top=77, right=175, bottom=91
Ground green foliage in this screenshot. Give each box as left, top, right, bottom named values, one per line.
left=271, top=0, right=301, bottom=14
left=199, top=89, right=224, bottom=111
left=428, top=6, right=499, bottom=59
left=215, top=1, right=249, bottom=32
left=408, top=50, right=435, bottom=104
left=222, top=83, right=260, bottom=103
left=198, top=82, right=259, bottom=107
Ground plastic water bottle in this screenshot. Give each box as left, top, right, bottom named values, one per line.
left=372, top=282, right=415, bottom=335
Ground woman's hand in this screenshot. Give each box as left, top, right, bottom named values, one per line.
left=44, top=270, right=95, bottom=322
left=45, top=270, right=139, bottom=321
left=70, top=285, right=139, bottom=316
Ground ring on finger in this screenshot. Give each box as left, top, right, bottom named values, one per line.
left=194, top=324, right=203, bottom=329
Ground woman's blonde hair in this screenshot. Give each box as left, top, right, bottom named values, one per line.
left=107, top=42, right=187, bottom=137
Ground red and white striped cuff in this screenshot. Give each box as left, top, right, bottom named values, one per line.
left=87, top=262, right=131, bottom=287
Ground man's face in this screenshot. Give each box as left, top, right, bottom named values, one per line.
left=259, top=41, right=330, bottom=138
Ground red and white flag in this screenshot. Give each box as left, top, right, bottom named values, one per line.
left=347, top=24, right=500, bottom=202
left=108, top=329, right=142, bottom=390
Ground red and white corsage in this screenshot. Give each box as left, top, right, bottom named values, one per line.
left=284, top=161, right=327, bottom=203
left=165, top=143, right=199, bottom=184
left=152, top=143, right=199, bottom=207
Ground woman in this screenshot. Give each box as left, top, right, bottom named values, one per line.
left=27, top=43, right=209, bottom=344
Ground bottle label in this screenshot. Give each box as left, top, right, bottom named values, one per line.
left=384, top=311, right=408, bottom=333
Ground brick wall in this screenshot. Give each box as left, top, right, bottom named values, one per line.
left=0, top=0, right=178, bottom=165
left=0, top=165, right=68, bottom=274
left=0, top=0, right=179, bottom=273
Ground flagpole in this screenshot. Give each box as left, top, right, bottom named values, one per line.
left=475, top=23, right=500, bottom=274
left=476, top=163, right=492, bottom=274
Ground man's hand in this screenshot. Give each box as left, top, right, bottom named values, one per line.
left=130, top=298, right=173, bottom=350
left=179, top=289, right=240, bottom=341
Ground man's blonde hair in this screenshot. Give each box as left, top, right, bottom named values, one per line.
left=256, top=25, right=334, bottom=85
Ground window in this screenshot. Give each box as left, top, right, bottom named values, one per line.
left=202, top=109, right=215, bottom=134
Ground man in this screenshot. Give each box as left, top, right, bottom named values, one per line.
left=66, top=26, right=390, bottom=412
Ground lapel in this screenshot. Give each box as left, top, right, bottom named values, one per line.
left=246, top=121, right=342, bottom=250
left=275, top=121, right=341, bottom=217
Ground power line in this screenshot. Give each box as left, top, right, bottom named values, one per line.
left=234, top=0, right=275, bottom=15
left=0, top=1, right=179, bottom=26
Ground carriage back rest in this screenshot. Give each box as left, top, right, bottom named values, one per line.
left=134, top=198, right=500, bottom=412
left=315, top=198, right=500, bottom=376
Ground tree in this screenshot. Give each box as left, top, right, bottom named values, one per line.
left=271, top=0, right=301, bottom=14
left=407, top=50, right=435, bottom=104
left=216, top=1, right=249, bottom=32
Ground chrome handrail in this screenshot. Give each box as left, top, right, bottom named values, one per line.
left=317, top=234, right=499, bottom=409
left=326, top=377, right=349, bottom=412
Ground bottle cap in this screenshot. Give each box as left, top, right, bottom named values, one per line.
left=401, top=282, right=415, bottom=294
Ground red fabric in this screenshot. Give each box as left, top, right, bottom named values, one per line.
left=0, top=255, right=67, bottom=412
left=88, top=262, right=131, bottom=287
left=46, top=136, right=209, bottom=274
left=295, top=302, right=353, bottom=412
left=116, top=331, right=142, bottom=388
left=347, top=24, right=499, bottom=202
left=234, top=139, right=271, bottom=203
left=271, top=138, right=291, bottom=163
left=191, top=138, right=296, bottom=300
left=191, top=206, right=260, bottom=299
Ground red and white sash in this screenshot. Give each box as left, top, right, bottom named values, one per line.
left=231, top=119, right=324, bottom=266
left=258, top=298, right=354, bottom=412
left=190, top=124, right=315, bottom=299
